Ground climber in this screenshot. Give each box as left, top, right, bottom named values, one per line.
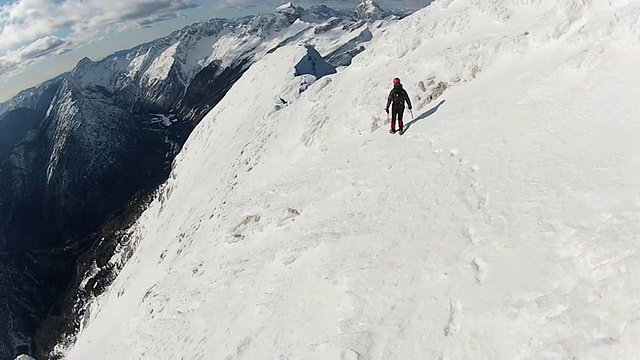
left=385, top=77, right=412, bottom=135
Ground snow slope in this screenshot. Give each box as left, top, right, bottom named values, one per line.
left=60, top=0, right=640, bottom=359
left=14, top=356, right=34, bottom=360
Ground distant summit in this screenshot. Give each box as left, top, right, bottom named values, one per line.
left=354, top=0, right=386, bottom=21
left=308, top=4, right=350, bottom=20
left=274, top=1, right=307, bottom=21
left=275, top=1, right=299, bottom=13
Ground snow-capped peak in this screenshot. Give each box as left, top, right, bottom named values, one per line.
left=274, top=2, right=305, bottom=17
left=275, top=2, right=298, bottom=13
left=354, top=0, right=386, bottom=21
left=75, top=56, right=94, bottom=67
left=72, top=56, right=95, bottom=76
left=272, top=1, right=313, bottom=24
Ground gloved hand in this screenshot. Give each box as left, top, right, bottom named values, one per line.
left=385, top=108, right=389, bottom=113
left=408, top=106, right=412, bottom=110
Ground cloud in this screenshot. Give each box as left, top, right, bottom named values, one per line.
left=0, top=35, right=73, bottom=76
left=16, top=35, right=70, bottom=59
left=211, top=0, right=274, bottom=10
left=0, top=0, right=199, bottom=51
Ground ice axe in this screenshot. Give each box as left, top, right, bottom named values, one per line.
left=410, top=108, right=414, bottom=119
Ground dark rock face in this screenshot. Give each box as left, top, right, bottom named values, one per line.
left=308, top=4, right=351, bottom=20
left=0, top=80, right=62, bottom=161
left=25, top=59, right=251, bottom=359
left=0, top=78, right=185, bottom=359
left=0, top=78, right=174, bottom=252
left=0, top=67, right=252, bottom=358
left=175, top=58, right=253, bottom=132
left=0, top=15, right=278, bottom=359
left=33, top=189, right=156, bottom=360
left=0, top=49, right=251, bottom=360
left=0, top=247, right=77, bottom=360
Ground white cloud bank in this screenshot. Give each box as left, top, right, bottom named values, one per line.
left=0, top=0, right=198, bottom=76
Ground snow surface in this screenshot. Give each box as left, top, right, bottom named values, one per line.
left=181, top=28, right=231, bottom=80
left=14, top=355, right=34, bottom=360
left=61, top=1, right=640, bottom=359
left=125, top=51, right=149, bottom=80
left=144, top=42, right=179, bottom=85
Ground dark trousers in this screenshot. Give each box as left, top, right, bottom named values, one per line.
left=391, top=107, right=404, bottom=130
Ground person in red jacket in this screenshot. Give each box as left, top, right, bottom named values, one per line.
left=385, top=77, right=412, bottom=134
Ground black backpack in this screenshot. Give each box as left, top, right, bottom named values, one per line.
left=391, top=87, right=406, bottom=107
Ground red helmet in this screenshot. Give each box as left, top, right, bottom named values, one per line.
left=393, top=77, right=401, bottom=85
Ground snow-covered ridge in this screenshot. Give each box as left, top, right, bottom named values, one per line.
left=59, top=1, right=409, bottom=115
left=68, top=18, right=230, bottom=108
left=57, top=0, right=640, bottom=359
left=0, top=3, right=419, bottom=359
left=2, top=1, right=408, bottom=121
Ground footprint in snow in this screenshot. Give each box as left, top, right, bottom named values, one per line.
left=443, top=149, right=488, bottom=212
left=461, top=225, right=478, bottom=245
left=223, top=336, right=252, bottom=360
left=471, top=256, right=486, bottom=284
left=236, top=336, right=252, bottom=356
left=227, top=214, right=261, bottom=244
left=280, top=253, right=298, bottom=266
left=476, top=193, right=488, bottom=210
left=277, top=207, right=301, bottom=228
left=444, top=299, right=461, bottom=336
left=340, top=348, right=360, bottom=360
left=279, top=239, right=320, bottom=267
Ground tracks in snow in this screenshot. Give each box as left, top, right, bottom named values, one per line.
left=428, top=135, right=491, bottom=289
left=326, top=126, right=498, bottom=356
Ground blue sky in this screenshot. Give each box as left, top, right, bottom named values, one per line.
left=0, top=0, right=424, bottom=101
